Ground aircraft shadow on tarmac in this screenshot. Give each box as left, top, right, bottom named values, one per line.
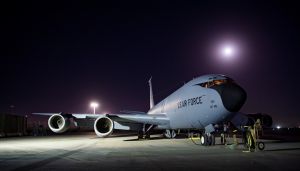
left=123, top=137, right=165, bottom=141
left=123, top=135, right=187, bottom=141
left=89, top=133, right=138, bottom=139
left=88, top=135, right=167, bottom=141
left=88, top=132, right=188, bottom=141
left=265, top=147, right=300, bottom=152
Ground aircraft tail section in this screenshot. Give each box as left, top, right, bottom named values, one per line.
left=148, top=77, right=155, bottom=109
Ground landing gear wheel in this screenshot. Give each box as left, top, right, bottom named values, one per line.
left=145, top=133, right=150, bottom=139
left=164, top=129, right=176, bottom=139
left=138, top=131, right=144, bottom=139
left=164, top=130, right=171, bottom=138
left=200, top=134, right=208, bottom=146
left=257, top=142, right=265, bottom=151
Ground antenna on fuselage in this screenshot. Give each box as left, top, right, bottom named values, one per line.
left=148, top=77, right=155, bottom=109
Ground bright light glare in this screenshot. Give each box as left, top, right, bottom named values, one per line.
left=276, top=125, right=281, bottom=129
left=220, top=44, right=236, bottom=59
left=90, top=102, right=99, bottom=114
left=90, top=102, right=99, bottom=108
left=223, top=46, right=233, bottom=56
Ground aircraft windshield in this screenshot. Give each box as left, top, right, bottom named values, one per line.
left=199, top=78, right=233, bottom=88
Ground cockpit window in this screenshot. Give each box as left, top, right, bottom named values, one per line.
left=198, top=79, right=233, bottom=88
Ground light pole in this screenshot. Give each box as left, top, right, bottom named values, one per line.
left=90, top=102, right=99, bottom=114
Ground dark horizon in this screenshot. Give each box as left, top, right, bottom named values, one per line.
left=1, top=1, right=299, bottom=127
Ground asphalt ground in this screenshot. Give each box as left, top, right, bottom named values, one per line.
left=1, top=133, right=300, bottom=171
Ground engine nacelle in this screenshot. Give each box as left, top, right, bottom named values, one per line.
left=94, top=116, right=114, bottom=137
left=231, top=112, right=273, bottom=128
left=48, top=114, right=71, bottom=133
left=246, top=113, right=273, bottom=127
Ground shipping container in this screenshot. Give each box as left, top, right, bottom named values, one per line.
left=0, top=113, right=27, bottom=137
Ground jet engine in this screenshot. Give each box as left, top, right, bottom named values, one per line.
left=48, top=114, right=71, bottom=133
left=94, top=116, right=114, bottom=137
left=231, top=112, right=273, bottom=128
left=246, top=113, right=273, bottom=127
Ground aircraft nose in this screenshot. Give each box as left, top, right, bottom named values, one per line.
left=211, top=83, right=247, bottom=112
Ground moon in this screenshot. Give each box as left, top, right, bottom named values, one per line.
left=221, top=45, right=235, bottom=59
left=223, top=46, right=233, bottom=56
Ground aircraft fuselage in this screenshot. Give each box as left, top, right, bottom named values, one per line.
left=148, top=74, right=246, bottom=130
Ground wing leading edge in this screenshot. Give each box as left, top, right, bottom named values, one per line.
left=33, top=112, right=169, bottom=126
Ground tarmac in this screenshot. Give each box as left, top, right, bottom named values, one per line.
left=1, top=132, right=300, bottom=171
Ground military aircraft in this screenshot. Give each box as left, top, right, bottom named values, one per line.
left=34, top=74, right=272, bottom=146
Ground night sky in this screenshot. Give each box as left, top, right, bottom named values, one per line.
left=1, top=1, right=299, bottom=127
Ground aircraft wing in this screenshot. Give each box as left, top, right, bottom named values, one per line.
left=32, top=112, right=169, bottom=126
left=75, top=113, right=170, bottom=126
left=107, top=113, right=169, bottom=126
left=32, top=113, right=105, bottom=119
left=33, top=111, right=169, bottom=137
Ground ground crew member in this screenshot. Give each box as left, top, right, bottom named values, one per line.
left=254, top=119, right=262, bottom=139
left=233, top=129, right=238, bottom=145
left=221, top=122, right=228, bottom=145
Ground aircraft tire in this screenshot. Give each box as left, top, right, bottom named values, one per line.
left=138, top=131, right=144, bottom=139
left=200, top=134, right=208, bottom=146
left=171, top=130, right=176, bottom=138
left=164, top=130, right=171, bottom=138
left=164, top=129, right=176, bottom=139
left=145, top=134, right=150, bottom=139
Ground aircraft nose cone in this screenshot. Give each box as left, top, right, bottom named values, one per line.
left=211, top=83, right=247, bottom=112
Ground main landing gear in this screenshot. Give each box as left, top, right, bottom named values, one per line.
left=164, top=129, right=177, bottom=139
left=137, top=124, right=154, bottom=140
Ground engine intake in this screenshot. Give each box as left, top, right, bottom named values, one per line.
left=94, top=116, right=114, bottom=137
left=48, top=114, right=70, bottom=133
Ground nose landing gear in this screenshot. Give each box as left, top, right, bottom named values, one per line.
left=137, top=124, right=155, bottom=140
left=201, top=133, right=215, bottom=146
left=189, top=132, right=216, bottom=146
